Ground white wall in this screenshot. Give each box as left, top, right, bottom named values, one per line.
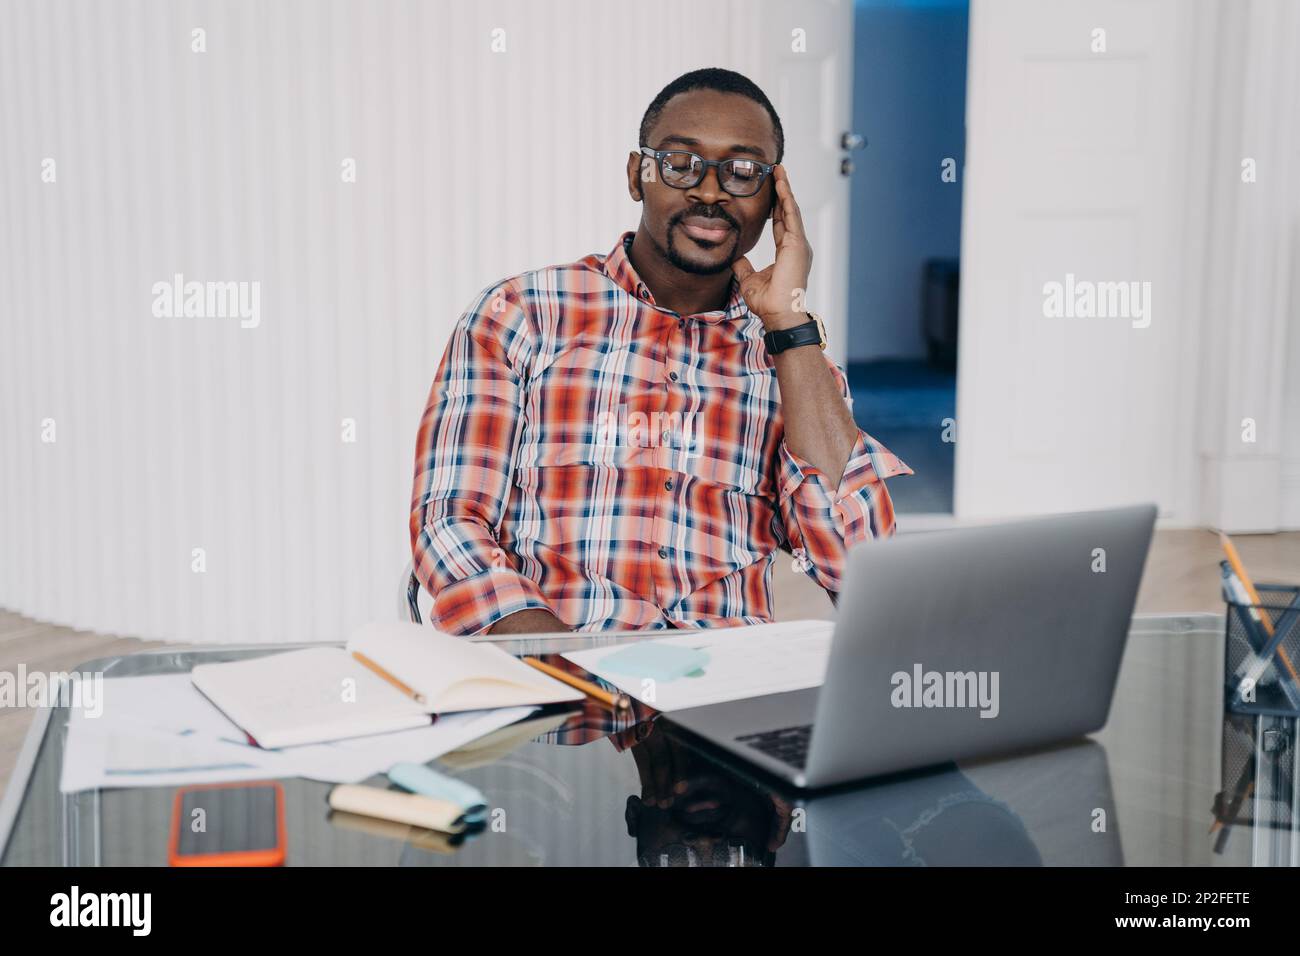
left=0, top=0, right=851, bottom=644
left=956, top=0, right=1299, bottom=531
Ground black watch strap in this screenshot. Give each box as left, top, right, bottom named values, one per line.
left=763, top=319, right=822, bottom=355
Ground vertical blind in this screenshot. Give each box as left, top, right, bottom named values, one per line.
left=0, top=0, right=784, bottom=644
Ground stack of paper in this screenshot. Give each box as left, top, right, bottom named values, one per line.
left=59, top=673, right=536, bottom=794
left=190, top=623, right=584, bottom=748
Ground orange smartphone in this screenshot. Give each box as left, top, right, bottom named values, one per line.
left=168, top=781, right=286, bottom=867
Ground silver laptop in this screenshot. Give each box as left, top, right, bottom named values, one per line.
left=663, top=504, right=1157, bottom=789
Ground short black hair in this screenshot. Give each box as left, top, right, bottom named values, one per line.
left=639, top=67, right=784, bottom=164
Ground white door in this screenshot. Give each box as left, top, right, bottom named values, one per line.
left=956, top=0, right=1201, bottom=521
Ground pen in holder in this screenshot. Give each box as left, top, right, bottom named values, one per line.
left=1213, top=567, right=1300, bottom=844
left=1221, top=573, right=1300, bottom=716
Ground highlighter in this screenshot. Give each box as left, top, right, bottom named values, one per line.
left=387, top=762, right=489, bottom=825
left=327, top=784, right=467, bottom=834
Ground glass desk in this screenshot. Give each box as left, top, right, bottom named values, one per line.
left=1, top=614, right=1291, bottom=866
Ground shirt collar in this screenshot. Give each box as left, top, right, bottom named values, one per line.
left=603, top=231, right=750, bottom=324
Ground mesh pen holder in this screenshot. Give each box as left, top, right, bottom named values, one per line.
left=1213, top=709, right=1295, bottom=832
left=1215, top=584, right=1300, bottom=834
left=1223, top=584, right=1300, bottom=716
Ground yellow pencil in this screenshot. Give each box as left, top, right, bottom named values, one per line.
left=523, top=656, right=632, bottom=711
left=1219, top=532, right=1299, bottom=685
left=352, top=650, right=428, bottom=705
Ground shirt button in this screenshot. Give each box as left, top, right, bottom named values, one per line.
left=665, top=479, right=673, bottom=490
left=658, top=547, right=668, bottom=559
left=668, top=371, right=678, bottom=382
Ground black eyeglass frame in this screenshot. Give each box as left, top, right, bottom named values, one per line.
left=638, top=146, right=776, bottom=198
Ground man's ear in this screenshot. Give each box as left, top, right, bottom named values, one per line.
left=627, top=152, right=644, bottom=202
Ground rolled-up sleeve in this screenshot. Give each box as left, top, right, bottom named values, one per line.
left=409, top=280, right=558, bottom=635
left=775, top=356, right=914, bottom=595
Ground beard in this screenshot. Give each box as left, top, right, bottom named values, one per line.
left=656, top=221, right=739, bottom=275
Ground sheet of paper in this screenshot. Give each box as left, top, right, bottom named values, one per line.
left=191, top=647, right=432, bottom=748
left=286, top=705, right=540, bottom=783
left=60, top=674, right=538, bottom=792
left=561, top=619, right=836, bottom=712
left=349, top=621, right=585, bottom=711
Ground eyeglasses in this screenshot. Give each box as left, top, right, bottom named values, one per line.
left=639, top=146, right=774, bottom=198
left=638, top=842, right=771, bottom=867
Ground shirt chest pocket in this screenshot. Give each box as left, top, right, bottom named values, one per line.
left=523, top=343, right=776, bottom=497
left=670, top=365, right=778, bottom=497
left=523, top=344, right=661, bottom=467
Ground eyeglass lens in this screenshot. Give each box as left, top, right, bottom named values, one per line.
left=658, top=151, right=765, bottom=196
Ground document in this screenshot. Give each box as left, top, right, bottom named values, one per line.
left=190, top=623, right=583, bottom=748
left=60, top=674, right=536, bottom=793
left=561, top=619, right=835, bottom=711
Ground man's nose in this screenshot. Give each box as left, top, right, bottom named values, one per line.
left=686, top=165, right=729, bottom=206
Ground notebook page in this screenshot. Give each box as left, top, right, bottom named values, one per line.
left=347, top=622, right=583, bottom=711
left=191, top=647, right=430, bottom=748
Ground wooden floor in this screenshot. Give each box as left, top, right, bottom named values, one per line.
left=1, top=529, right=1296, bottom=799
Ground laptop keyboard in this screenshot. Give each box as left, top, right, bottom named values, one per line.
left=735, top=724, right=812, bottom=769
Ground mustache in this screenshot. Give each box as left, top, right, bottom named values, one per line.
left=672, top=207, right=739, bottom=231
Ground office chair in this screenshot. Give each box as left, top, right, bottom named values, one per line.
left=400, top=560, right=427, bottom=624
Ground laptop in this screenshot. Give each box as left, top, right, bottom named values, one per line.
left=662, top=504, right=1157, bottom=789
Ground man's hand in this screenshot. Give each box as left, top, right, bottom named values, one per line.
left=731, top=164, right=813, bottom=331
left=730, top=164, right=857, bottom=487
left=487, top=608, right=571, bottom=635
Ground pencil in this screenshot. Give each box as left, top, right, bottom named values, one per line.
left=352, top=650, right=428, bottom=705
left=523, top=656, right=632, bottom=711
left=1219, top=532, right=1300, bottom=684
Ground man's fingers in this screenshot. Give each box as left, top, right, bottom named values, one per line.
left=775, top=169, right=806, bottom=241
left=732, top=255, right=756, bottom=283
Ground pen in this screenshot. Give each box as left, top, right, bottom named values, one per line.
left=1220, top=533, right=1300, bottom=691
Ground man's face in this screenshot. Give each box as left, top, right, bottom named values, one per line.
left=628, top=89, right=778, bottom=276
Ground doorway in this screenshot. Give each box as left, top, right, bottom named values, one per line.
left=844, top=0, right=968, bottom=516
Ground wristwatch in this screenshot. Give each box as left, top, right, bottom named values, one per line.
left=763, top=312, right=827, bottom=355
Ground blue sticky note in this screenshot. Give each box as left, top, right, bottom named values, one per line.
left=596, top=643, right=710, bottom=682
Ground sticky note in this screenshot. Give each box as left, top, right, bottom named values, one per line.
left=596, top=643, right=710, bottom=682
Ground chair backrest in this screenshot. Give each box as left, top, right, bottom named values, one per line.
left=400, top=560, right=426, bottom=624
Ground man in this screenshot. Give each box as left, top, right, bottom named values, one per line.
left=410, top=67, right=912, bottom=636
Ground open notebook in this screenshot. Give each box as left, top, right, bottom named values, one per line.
left=190, top=622, right=584, bottom=749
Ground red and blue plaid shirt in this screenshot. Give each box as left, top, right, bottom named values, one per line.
left=410, top=232, right=912, bottom=635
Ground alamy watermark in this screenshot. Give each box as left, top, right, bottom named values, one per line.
left=890, top=663, right=1000, bottom=719
left=0, top=665, right=103, bottom=718
left=151, top=274, right=261, bottom=329
left=595, top=404, right=700, bottom=459
left=1042, top=273, right=1151, bottom=329
left=50, top=886, right=150, bottom=935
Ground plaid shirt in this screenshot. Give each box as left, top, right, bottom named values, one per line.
left=410, top=232, right=912, bottom=635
